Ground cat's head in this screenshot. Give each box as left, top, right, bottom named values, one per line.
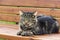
left=19, top=11, right=37, bottom=28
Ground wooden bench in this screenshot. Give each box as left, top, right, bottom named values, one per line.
left=0, top=24, right=60, bottom=40
left=0, top=0, right=60, bottom=40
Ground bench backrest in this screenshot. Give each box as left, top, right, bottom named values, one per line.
left=0, top=0, right=60, bottom=24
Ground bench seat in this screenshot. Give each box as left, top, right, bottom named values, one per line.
left=0, top=24, right=60, bottom=40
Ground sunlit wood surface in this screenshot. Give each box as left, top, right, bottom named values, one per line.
left=0, top=24, right=60, bottom=40
left=0, top=0, right=60, bottom=8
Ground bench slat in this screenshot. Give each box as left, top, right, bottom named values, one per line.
left=0, top=13, right=60, bottom=24
left=0, top=6, right=19, bottom=14
left=0, top=6, right=60, bottom=17
left=0, top=0, right=60, bottom=8
left=0, top=6, right=60, bottom=22
left=0, top=14, right=19, bottom=22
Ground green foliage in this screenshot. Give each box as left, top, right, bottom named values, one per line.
left=0, top=20, right=16, bottom=24
left=0, top=38, right=7, bottom=40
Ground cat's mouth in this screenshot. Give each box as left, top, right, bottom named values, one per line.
left=24, top=23, right=34, bottom=28
left=23, top=21, right=36, bottom=28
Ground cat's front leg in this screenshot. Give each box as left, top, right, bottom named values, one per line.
left=21, top=31, right=33, bottom=36
left=17, top=31, right=22, bottom=35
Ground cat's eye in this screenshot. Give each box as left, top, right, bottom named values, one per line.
left=32, top=16, right=35, bottom=18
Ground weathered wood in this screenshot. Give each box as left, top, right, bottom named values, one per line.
left=0, top=14, right=19, bottom=22
left=0, top=24, right=19, bottom=29
left=0, top=35, right=31, bottom=40
left=0, top=6, right=60, bottom=16
left=0, top=14, right=60, bottom=22
left=0, top=6, right=19, bottom=14
left=0, top=6, right=60, bottom=22
left=0, top=0, right=60, bottom=8
left=0, top=27, right=31, bottom=40
left=0, top=24, right=60, bottom=40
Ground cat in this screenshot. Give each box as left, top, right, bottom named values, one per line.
left=17, top=11, right=38, bottom=36
left=17, top=11, right=59, bottom=36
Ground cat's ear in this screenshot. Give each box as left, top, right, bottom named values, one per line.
left=19, top=11, right=23, bottom=15
left=34, top=11, right=37, bottom=15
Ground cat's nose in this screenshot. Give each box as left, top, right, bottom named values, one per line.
left=25, top=22, right=29, bottom=25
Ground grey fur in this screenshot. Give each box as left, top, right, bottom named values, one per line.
left=17, top=11, right=59, bottom=36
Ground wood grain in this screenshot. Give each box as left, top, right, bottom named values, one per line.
left=0, top=14, right=19, bottom=22
left=0, top=6, right=60, bottom=16
left=0, top=6, right=19, bottom=14
left=0, top=24, right=19, bottom=29
left=0, top=24, right=60, bottom=40
left=0, top=6, right=60, bottom=22
left=0, top=0, right=60, bottom=8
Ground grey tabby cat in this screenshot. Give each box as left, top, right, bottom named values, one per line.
left=17, top=11, right=59, bottom=36
left=17, top=11, right=38, bottom=36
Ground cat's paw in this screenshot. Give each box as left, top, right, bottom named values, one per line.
left=21, top=31, right=33, bottom=36
left=17, top=31, right=22, bottom=35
